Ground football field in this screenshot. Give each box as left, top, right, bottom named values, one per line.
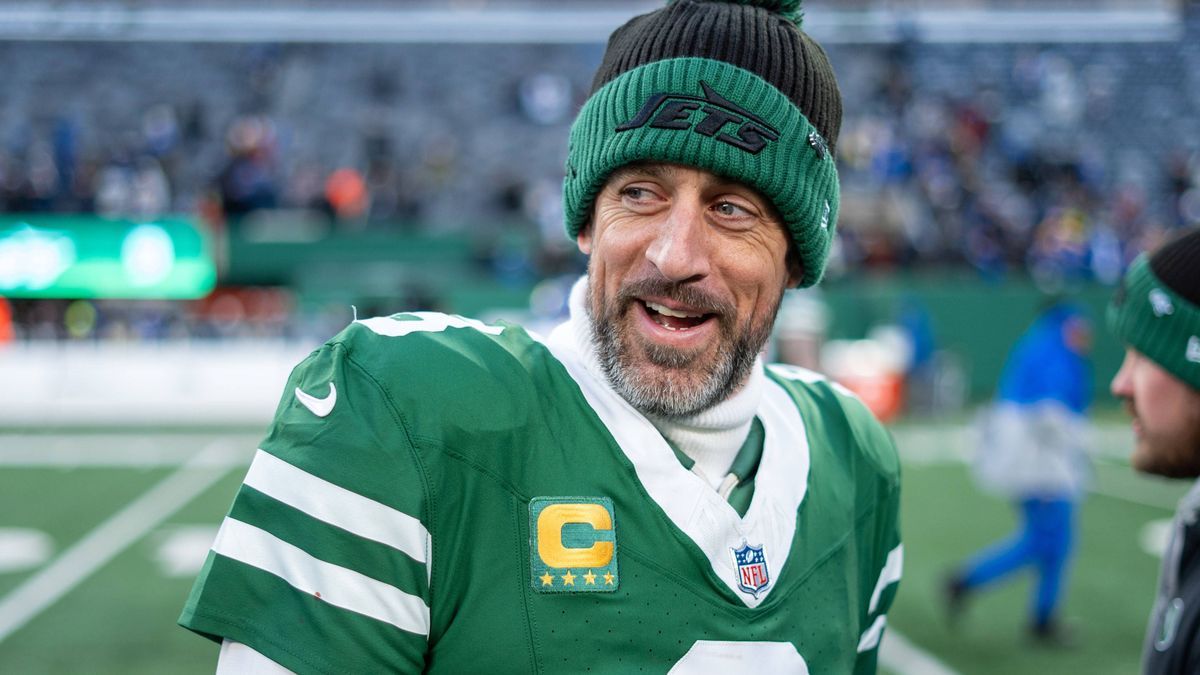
left=0, top=421, right=1183, bottom=674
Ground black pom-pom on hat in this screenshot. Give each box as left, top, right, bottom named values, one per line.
left=669, top=0, right=805, bottom=22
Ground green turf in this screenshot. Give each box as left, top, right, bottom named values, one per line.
left=0, top=465, right=245, bottom=673
left=1, top=542, right=216, bottom=674
left=889, top=460, right=1186, bottom=674
left=0, top=467, right=173, bottom=599
left=0, top=426, right=1193, bottom=674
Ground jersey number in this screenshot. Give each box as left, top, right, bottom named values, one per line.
left=669, top=641, right=809, bottom=674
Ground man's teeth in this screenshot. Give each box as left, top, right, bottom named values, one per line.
left=645, top=301, right=702, bottom=319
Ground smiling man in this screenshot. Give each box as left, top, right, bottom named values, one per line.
left=180, top=1, right=902, bottom=673
left=1109, top=228, right=1200, bottom=674
left=582, top=162, right=798, bottom=419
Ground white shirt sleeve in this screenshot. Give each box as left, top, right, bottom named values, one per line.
left=217, top=639, right=296, bottom=674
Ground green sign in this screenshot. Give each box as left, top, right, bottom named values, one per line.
left=0, top=216, right=216, bottom=299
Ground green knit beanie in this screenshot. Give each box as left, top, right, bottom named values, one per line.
left=563, top=0, right=841, bottom=288
left=1108, top=228, right=1200, bottom=392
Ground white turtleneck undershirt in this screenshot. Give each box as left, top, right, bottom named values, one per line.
left=548, top=277, right=763, bottom=491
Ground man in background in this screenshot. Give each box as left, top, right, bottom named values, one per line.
left=1109, top=227, right=1200, bottom=673
left=944, top=300, right=1093, bottom=645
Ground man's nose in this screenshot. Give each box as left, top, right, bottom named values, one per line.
left=644, top=200, right=711, bottom=284
left=1111, top=351, right=1133, bottom=399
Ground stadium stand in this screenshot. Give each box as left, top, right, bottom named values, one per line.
left=1, top=1, right=1199, bottom=342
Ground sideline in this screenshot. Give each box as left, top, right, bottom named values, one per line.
left=0, top=432, right=254, bottom=467
left=0, top=441, right=237, bottom=642
left=1089, top=463, right=1184, bottom=511
left=890, top=423, right=1185, bottom=512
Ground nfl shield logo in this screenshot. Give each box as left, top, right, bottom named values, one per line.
left=732, top=541, right=770, bottom=598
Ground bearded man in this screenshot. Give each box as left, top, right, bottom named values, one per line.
left=180, top=1, right=902, bottom=672
left=1110, top=227, right=1200, bottom=674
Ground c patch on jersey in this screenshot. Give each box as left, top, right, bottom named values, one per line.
left=732, top=541, right=770, bottom=599
left=530, top=497, right=618, bottom=593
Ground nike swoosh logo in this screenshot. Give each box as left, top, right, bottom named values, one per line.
left=295, top=382, right=337, bottom=417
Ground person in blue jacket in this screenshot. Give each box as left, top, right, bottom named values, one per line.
left=944, top=300, right=1093, bottom=645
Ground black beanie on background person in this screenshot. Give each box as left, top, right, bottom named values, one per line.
left=1149, top=229, right=1200, bottom=308
left=563, top=0, right=844, bottom=288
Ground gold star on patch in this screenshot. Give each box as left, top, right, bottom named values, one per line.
left=583, top=570, right=597, bottom=585
left=604, top=572, right=615, bottom=585
left=561, top=570, right=576, bottom=586
left=540, top=572, right=554, bottom=587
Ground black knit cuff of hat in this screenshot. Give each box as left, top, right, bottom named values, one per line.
left=1149, top=228, right=1200, bottom=307
left=589, top=0, right=842, bottom=154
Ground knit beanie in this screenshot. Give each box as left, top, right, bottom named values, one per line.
left=563, top=0, right=842, bottom=288
left=1108, top=228, right=1200, bottom=392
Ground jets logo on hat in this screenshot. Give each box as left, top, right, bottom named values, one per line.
left=808, top=131, right=829, bottom=159
left=1150, top=288, right=1175, bottom=317
left=616, top=81, right=781, bottom=155
left=732, top=541, right=770, bottom=598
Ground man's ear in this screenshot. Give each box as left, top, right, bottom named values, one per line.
left=785, top=246, right=804, bottom=288
left=576, top=221, right=593, bottom=255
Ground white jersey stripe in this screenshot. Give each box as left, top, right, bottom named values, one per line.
left=245, top=449, right=428, bottom=564
left=868, top=544, right=904, bottom=614
left=355, top=313, right=504, bottom=337
left=767, top=363, right=858, bottom=399
left=857, top=615, right=887, bottom=653
left=212, top=518, right=430, bottom=636
left=217, top=640, right=295, bottom=674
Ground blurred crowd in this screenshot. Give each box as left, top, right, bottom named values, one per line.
left=2, top=10, right=1200, bottom=341
left=832, top=43, right=1197, bottom=289
left=2, top=287, right=313, bottom=343
left=0, top=106, right=427, bottom=230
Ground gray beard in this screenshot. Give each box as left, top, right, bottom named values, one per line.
left=584, top=278, right=778, bottom=419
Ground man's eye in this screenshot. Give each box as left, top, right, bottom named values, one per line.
left=715, top=202, right=749, bottom=217
left=621, top=187, right=648, bottom=200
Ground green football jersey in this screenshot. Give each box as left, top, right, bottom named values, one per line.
left=180, top=312, right=902, bottom=674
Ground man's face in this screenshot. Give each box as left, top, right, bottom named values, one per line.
left=1111, top=347, right=1200, bottom=478
left=576, top=162, right=799, bottom=418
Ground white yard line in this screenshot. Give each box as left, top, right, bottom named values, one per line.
left=880, top=629, right=962, bottom=675
left=0, top=441, right=238, bottom=643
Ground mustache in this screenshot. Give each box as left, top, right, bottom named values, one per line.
left=612, top=277, right=734, bottom=318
